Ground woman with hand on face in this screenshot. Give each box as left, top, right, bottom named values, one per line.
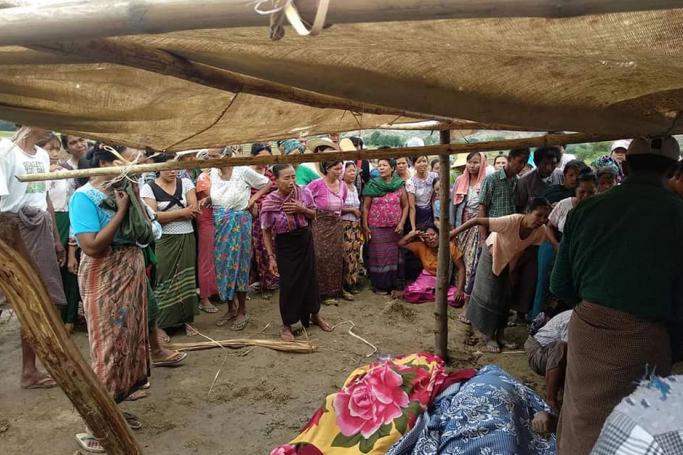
left=69, top=146, right=152, bottom=452
left=362, top=158, right=409, bottom=295
left=141, top=153, right=200, bottom=338
left=306, top=160, right=351, bottom=304
left=261, top=164, right=333, bottom=341
left=211, top=147, right=272, bottom=331
left=341, top=162, right=363, bottom=295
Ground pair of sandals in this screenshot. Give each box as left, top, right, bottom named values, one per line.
left=485, top=339, right=518, bottom=353
left=76, top=412, right=142, bottom=453
left=216, top=311, right=249, bottom=331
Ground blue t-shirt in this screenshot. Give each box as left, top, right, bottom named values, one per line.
left=69, top=183, right=130, bottom=245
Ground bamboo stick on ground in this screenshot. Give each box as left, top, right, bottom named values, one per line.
left=17, top=132, right=621, bottom=183
left=0, top=215, right=142, bottom=455
left=166, top=338, right=317, bottom=353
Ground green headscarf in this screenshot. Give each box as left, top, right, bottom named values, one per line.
left=362, top=174, right=405, bottom=197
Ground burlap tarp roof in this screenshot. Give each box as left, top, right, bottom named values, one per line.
left=1, top=6, right=682, bottom=150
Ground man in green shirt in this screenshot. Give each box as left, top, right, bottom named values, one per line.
left=551, top=136, right=683, bottom=455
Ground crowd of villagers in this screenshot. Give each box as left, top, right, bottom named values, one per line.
left=1, top=125, right=682, bottom=454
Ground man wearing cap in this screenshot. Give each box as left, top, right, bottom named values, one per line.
left=551, top=136, right=683, bottom=455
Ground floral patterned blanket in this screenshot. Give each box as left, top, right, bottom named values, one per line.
left=270, top=353, right=475, bottom=455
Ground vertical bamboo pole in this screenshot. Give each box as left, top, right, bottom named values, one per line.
left=0, top=215, right=142, bottom=454
left=435, top=130, right=451, bottom=361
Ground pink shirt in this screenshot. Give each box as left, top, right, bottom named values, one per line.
left=260, top=187, right=316, bottom=235
left=306, top=178, right=347, bottom=216
left=486, top=214, right=547, bottom=275
left=367, top=188, right=404, bottom=228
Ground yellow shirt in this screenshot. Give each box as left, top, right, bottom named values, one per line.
left=405, top=241, right=463, bottom=276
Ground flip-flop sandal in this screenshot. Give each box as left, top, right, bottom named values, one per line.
left=230, top=316, right=249, bottom=331
left=159, top=333, right=171, bottom=343
left=22, top=375, right=57, bottom=389
left=216, top=312, right=238, bottom=327
left=458, top=313, right=471, bottom=325
left=185, top=325, right=199, bottom=337
left=199, top=304, right=219, bottom=313
left=501, top=340, right=519, bottom=350
left=75, top=433, right=104, bottom=453
left=125, top=389, right=149, bottom=401
left=152, top=351, right=187, bottom=367
left=141, top=381, right=151, bottom=390
left=122, top=412, right=143, bottom=431
left=485, top=340, right=502, bottom=353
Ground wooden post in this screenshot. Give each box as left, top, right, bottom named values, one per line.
left=16, top=132, right=623, bottom=182
left=0, top=215, right=142, bottom=455
left=435, top=130, right=451, bottom=361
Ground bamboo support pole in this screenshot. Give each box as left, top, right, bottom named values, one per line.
left=17, top=132, right=621, bottom=183
left=32, top=39, right=437, bottom=121
left=434, top=130, right=451, bottom=361
left=0, top=0, right=680, bottom=46
left=377, top=120, right=538, bottom=132
left=0, top=215, right=142, bottom=455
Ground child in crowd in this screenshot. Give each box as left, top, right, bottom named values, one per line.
left=432, top=178, right=441, bottom=227
left=399, top=226, right=465, bottom=306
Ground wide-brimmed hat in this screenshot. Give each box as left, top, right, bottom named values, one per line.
left=308, top=137, right=340, bottom=153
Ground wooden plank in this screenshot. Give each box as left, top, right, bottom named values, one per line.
left=434, top=130, right=451, bottom=361
left=0, top=1, right=679, bottom=46
left=32, top=39, right=438, bottom=121
left=16, top=132, right=620, bottom=183
left=0, top=215, right=142, bottom=455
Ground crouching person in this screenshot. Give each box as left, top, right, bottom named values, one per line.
left=524, top=309, right=572, bottom=414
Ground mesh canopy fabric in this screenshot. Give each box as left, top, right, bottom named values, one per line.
left=0, top=9, right=682, bottom=149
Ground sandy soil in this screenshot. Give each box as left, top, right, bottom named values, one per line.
left=0, top=290, right=573, bottom=454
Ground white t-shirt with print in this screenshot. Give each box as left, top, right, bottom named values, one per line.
left=0, top=138, right=50, bottom=212
left=140, top=177, right=196, bottom=235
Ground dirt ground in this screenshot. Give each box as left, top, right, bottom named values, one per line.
left=0, top=289, right=586, bottom=454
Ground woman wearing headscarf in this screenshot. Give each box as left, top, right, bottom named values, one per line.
left=211, top=148, right=271, bottom=331
left=248, top=143, right=279, bottom=293
left=141, top=153, right=200, bottom=337
left=362, top=158, right=409, bottom=295
left=450, top=152, right=487, bottom=324
left=69, top=146, right=153, bottom=451
left=194, top=148, right=221, bottom=312
left=306, top=160, right=351, bottom=304
left=282, top=139, right=320, bottom=186
left=261, top=164, right=333, bottom=341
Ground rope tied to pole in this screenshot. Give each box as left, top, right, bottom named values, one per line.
left=255, top=0, right=331, bottom=41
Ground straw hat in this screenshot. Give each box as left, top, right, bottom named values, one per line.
left=307, top=137, right=339, bottom=153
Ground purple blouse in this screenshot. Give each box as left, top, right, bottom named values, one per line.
left=260, top=187, right=317, bottom=235
left=305, top=178, right=347, bottom=216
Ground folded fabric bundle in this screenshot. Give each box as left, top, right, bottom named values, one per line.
left=270, top=353, right=475, bottom=455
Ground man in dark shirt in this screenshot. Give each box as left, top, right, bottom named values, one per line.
left=551, top=136, right=683, bottom=455
left=516, top=146, right=562, bottom=213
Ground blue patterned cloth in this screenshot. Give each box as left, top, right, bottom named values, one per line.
left=388, top=365, right=556, bottom=455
